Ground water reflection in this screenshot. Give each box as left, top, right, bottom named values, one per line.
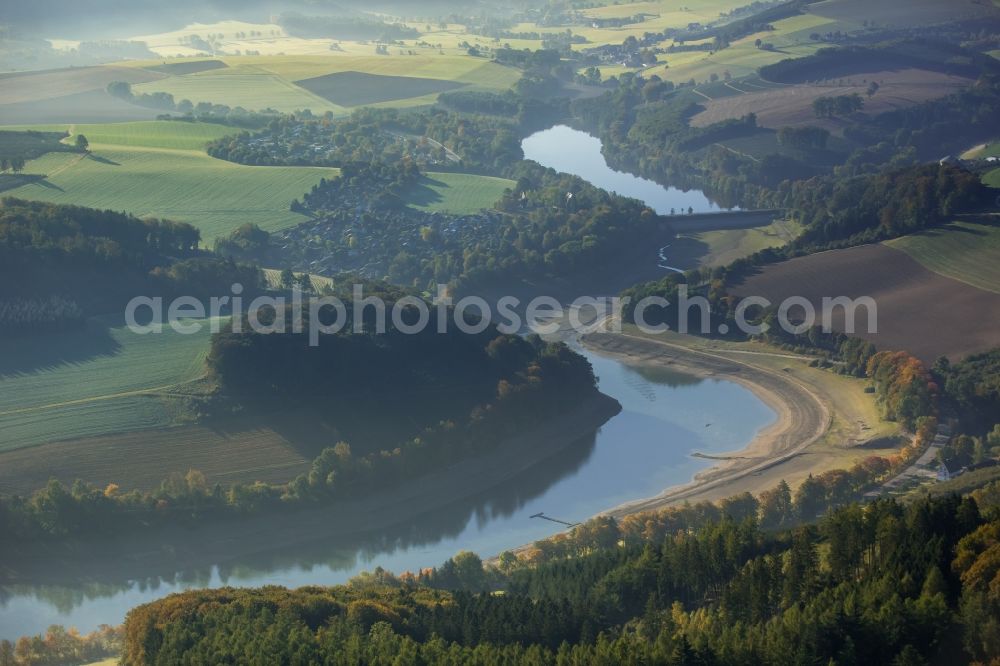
left=0, top=349, right=775, bottom=639
left=521, top=125, right=730, bottom=215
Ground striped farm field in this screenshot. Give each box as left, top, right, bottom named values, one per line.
left=884, top=218, right=1000, bottom=294
left=0, top=120, right=234, bottom=150
left=67, top=120, right=239, bottom=149
left=0, top=315, right=221, bottom=450
left=2, top=121, right=337, bottom=241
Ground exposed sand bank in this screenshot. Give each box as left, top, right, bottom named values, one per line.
left=581, top=332, right=830, bottom=515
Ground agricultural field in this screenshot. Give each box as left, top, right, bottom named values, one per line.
left=710, top=127, right=856, bottom=164
left=296, top=71, right=465, bottom=107
left=884, top=218, right=1000, bottom=294
left=689, top=69, right=973, bottom=130
left=629, top=11, right=835, bottom=86
left=0, top=66, right=164, bottom=106
left=0, top=419, right=316, bottom=495
left=1, top=121, right=336, bottom=240
left=402, top=172, right=514, bottom=214
left=0, top=315, right=219, bottom=451
left=808, top=0, right=997, bottom=27
left=19, top=120, right=238, bottom=150
left=0, top=66, right=167, bottom=124
left=146, top=59, right=229, bottom=75
left=131, top=70, right=342, bottom=115
left=131, top=20, right=297, bottom=58
left=0, top=89, right=164, bottom=125
left=664, top=218, right=803, bottom=270
left=613, top=0, right=998, bottom=86
left=127, top=54, right=519, bottom=113
left=730, top=243, right=1000, bottom=362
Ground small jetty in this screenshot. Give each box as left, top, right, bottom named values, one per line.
left=530, top=512, right=579, bottom=527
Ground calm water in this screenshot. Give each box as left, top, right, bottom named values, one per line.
left=0, top=348, right=774, bottom=639
left=521, top=125, right=727, bottom=215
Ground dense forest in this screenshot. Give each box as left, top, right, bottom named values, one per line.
left=0, top=198, right=262, bottom=334
left=119, top=493, right=1000, bottom=664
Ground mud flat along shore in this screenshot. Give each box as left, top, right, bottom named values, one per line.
left=581, top=332, right=830, bottom=516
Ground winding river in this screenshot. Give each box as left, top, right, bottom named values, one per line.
left=0, top=127, right=773, bottom=640
left=521, top=124, right=728, bottom=216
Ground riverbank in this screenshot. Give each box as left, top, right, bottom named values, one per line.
left=580, top=330, right=900, bottom=514
left=0, top=392, right=621, bottom=585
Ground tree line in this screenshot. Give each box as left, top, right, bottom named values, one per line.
left=117, top=492, right=1000, bottom=664
left=0, top=198, right=262, bottom=331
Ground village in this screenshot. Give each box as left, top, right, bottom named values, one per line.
left=272, top=162, right=504, bottom=284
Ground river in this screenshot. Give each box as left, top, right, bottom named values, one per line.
left=0, top=349, right=774, bottom=639
left=521, top=124, right=729, bottom=215
left=0, top=127, right=771, bottom=640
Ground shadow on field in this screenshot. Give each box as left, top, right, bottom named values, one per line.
left=87, top=153, right=120, bottom=166
left=403, top=176, right=447, bottom=208
left=0, top=318, right=121, bottom=378
left=35, top=178, right=65, bottom=192
left=663, top=235, right=711, bottom=271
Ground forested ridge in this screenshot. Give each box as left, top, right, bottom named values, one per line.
left=118, top=493, right=1000, bottom=664
left=0, top=198, right=262, bottom=334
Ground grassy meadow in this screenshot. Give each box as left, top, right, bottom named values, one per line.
left=2, top=121, right=337, bottom=241
left=666, top=218, right=803, bottom=270
left=404, top=172, right=514, bottom=214
left=885, top=219, right=1000, bottom=294
left=0, top=315, right=220, bottom=450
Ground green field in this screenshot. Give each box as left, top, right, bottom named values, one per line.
left=403, top=173, right=514, bottom=214
left=885, top=219, right=1000, bottom=294
left=984, top=167, right=1000, bottom=187
left=133, top=72, right=343, bottom=114
left=0, top=120, right=240, bottom=150
left=67, top=120, right=238, bottom=150
left=1, top=121, right=336, bottom=241
left=0, top=316, right=218, bottom=450
left=667, top=218, right=803, bottom=270
left=128, top=55, right=519, bottom=114
left=296, top=71, right=465, bottom=108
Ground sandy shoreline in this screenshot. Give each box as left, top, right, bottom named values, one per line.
left=581, top=332, right=830, bottom=517
left=1, top=393, right=621, bottom=584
